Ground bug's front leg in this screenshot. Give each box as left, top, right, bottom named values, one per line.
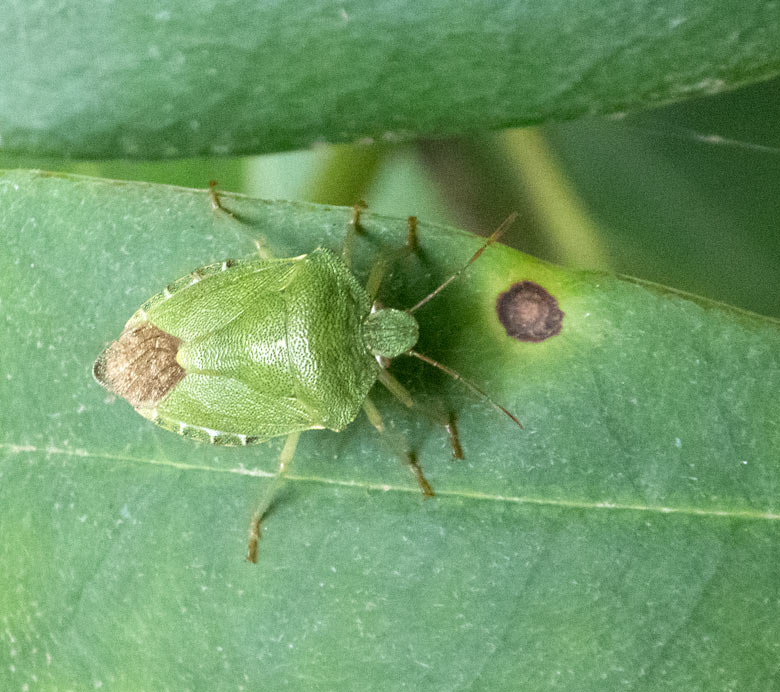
left=377, top=368, right=464, bottom=461
left=364, top=216, right=419, bottom=302
left=341, top=201, right=367, bottom=270
left=341, top=206, right=419, bottom=298
left=247, top=431, right=302, bottom=563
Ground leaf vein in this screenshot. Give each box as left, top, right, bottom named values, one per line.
left=2, top=442, right=778, bottom=521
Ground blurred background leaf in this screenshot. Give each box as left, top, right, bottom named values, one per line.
left=5, top=78, right=779, bottom=316
left=1, top=0, right=779, bottom=159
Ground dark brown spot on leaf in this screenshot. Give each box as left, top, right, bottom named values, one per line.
left=93, top=323, right=185, bottom=407
left=496, top=281, right=564, bottom=342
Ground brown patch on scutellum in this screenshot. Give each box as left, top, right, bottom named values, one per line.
left=93, top=323, right=185, bottom=406
left=496, top=281, right=564, bottom=342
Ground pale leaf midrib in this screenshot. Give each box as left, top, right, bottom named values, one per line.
left=2, top=442, right=778, bottom=522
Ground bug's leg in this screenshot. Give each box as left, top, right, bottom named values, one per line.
left=376, top=367, right=413, bottom=407
left=247, top=430, right=302, bottom=563
left=208, top=179, right=233, bottom=215
left=251, top=238, right=273, bottom=261
left=208, top=180, right=273, bottom=260
left=445, top=411, right=464, bottom=460
left=378, top=368, right=464, bottom=460
left=341, top=201, right=367, bottom=270
left=364, top=216, right=419, bottom=302
left=362, top=395, right=434, bottom=497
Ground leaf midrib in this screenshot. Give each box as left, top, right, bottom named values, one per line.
left=3, top=442, right=777, bottom=522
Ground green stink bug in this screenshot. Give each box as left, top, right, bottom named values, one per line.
left=94, top=200, right=520, bottom=562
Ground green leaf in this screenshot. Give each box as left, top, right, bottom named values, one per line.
left=1, top=170, right=779, bottom=690
left=2, top=1, right=780, bottom=158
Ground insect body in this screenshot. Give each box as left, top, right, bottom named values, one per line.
left=94, top=205, right=519, bottom=562
left=94, top=249, right=418, bottom=446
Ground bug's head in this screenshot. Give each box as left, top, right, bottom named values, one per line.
left=363, top=308, right=419, bottom=359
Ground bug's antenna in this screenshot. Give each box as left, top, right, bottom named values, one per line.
left=408, top=212, right=518, bottom=314
left=408, top=350, right=523, bottom=429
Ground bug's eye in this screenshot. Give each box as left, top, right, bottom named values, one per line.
left=363, top=309, right=419, bottom=359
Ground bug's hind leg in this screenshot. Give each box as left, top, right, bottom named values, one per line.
left=362, top=395, right=434, bottom=497
left=247, top=431, right=302, bottom=563
left=208, top=180, right=273, bottom=260
left=208, top=179, right=232, bottom=215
